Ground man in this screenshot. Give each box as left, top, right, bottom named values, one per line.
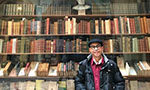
left=75, top=39, right=125, bottom=90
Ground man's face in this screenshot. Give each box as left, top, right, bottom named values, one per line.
left=89, top=43, right=103, bottom=58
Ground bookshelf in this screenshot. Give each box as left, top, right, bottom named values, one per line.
left=0, top=0, right=150, bottom=89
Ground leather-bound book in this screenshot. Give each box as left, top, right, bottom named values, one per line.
left=37, top=62, right=49, bottom=77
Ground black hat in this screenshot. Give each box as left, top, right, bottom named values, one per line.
left=88, top=39, right=103, bottom=47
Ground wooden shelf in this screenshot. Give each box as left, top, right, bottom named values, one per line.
left=124, top=76, right=150, bottom=81
left=0, top=76, right=75, bottom=82
left=1, top=14, right=150, bottom=18
left=0, top=33, right=149, bottom=37
left=1, top=75, right=150, bottom=82
left=0, top=52, right=150, bottom=55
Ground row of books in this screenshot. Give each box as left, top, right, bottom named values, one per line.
left=0, top=4, right=72, bottom=16
left=2, top=4, right=35, bottom=16
left=117, top=56, right=150, bottom=76
left=57, top=61, right=79, bottom=77
left=35, top=5, right=71, bottom=15
left=1, top=36, right=150, bottom=54
left=125, top=80, right=150, bottom=90
left=0, top=38, right=89, bottom=53
left=0, top=2, right=150, bottom=16
left=0, top=16, right=150, bottom=35
left=0, top=79, right=75, bottom=90
left=0, top=60, right=78, bottom=77
left=103, top=36, right=150, bottom=53
left=92, top=2, right=149, bottom=14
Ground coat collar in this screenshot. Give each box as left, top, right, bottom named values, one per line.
left=87, top=53, right=109, bottom=63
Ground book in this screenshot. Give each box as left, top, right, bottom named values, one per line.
left=18, top=82, right=26, bottom=90
left=36, top=80, right=44, bottom=90
left=3, top=61, right=15, bottom=76
left=48, top=81, right=58, bottom=90
left=37, top=63, right=49, bottom=77
left=48, top=66, right=57, bottom=76
left=18, top=68, right=25, bottom=76
left=67, top=79, right=75, bottom=90
left=58, top=81, right=67, bottom=90
left=28, top=62, right=39, bottom=76
left=130, top=80, right=138, bottom=90
left=9, top=62, right=20, bottom=77
left=26, top=81, right=35, bottom=90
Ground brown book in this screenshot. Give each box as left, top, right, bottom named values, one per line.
left=67, top=79, right=75, bottom=90
left=138, top=81, right=147, bottom=90
left=48, top=81, right=58, bottom=90
left=140, top=17, right=145, bottom=34
left=130, top=80, right=138, bottom=90
left=37, top=62, right=49, bottom=77
left=26, top=81, right=35, bottom=90
left=3, top=61, right=14, bottom=76
left=143, top=17, right=148, bottom=33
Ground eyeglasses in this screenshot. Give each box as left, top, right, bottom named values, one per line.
left=90, top=44, right=102, bottom=50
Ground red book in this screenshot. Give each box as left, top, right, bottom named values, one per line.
left=9, top=39, right=13, bottom=53
left=6, top=41, right=10, bottom=53
left=46, top=18, right=50, bottom=34
left=27, top=20, right=31, bottom=34
left=87, top=21, right=90, bottom=34
left=111, top=20, right=115, bottom=34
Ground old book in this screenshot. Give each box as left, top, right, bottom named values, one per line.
left=28, top=62, right=39, bottom=76
left=7, top=20, right=13, bottom=35
left=18, top=68, right=25, bottom=76
left=9, top=62, right=20, bottom=77
left=18, top=82, right=26, bottom=90
left=67, top=79, right=75, bottom=90
left=36, top=21, right=41, bottom=35
left=10, top=82, right=18, bottom=90
left=0, top=39, right=4, bottom=53
left=125, top=62, right=130, bottom=76
left=45, top=18, right=50, bottom=34
left=117, top=56, right=124, bottom=69
left=95, top=20, right=99, bottom=34
left=58, top=81, right=67, bottom=90
left=138, top=81, right=146, bottom=90
left=130, top=80, right=138, bottom=90
left=0, top=68, right=4, bottom=76
left=48, top=81, right=58, bottom=90
left=24, top=62, right=31, bottom=76
left=48, top=66, right=57, bottom=76
left=146, top=81, right=150, bottom=90
left=105, top=19, right=111, bottom=34
left=37, top=63, right=49, bottom=77
left=36, top=80, right=44, bottom=90
left=129, top=66, right=137, bottom=75
left=3, top=61, right=15, bottom=76
left=26, top=81, right=35, bottom=90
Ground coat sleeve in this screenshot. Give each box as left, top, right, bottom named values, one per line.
left=112, top=62, right=125, bottom=90
left=75, top=61, right=86, bottom=90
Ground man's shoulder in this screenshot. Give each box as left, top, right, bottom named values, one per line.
left=108, top=59, right=116, bottom=64
left=79, top=59, right=89, bottom=66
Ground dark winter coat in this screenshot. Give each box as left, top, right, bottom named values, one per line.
left=75, top=54, right=125, bottom=90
